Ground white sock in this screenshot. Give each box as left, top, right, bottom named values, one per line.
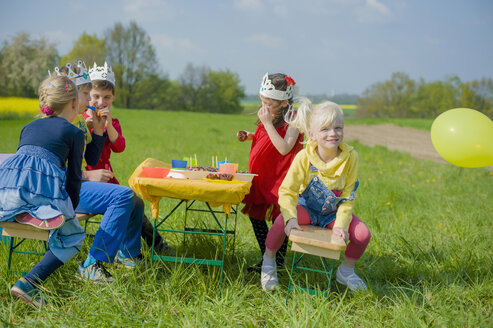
left=338, top=263, right=355, bottom=276
left=262, top=253, right=275, bottom=266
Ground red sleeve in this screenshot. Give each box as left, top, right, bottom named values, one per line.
left=110, top=118, right=126, bottom=153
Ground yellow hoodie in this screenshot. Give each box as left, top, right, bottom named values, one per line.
left=278, top=140, right=359, bottom=230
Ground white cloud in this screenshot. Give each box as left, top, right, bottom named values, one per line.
left=234, top=0, right=288, bottom=17
left=152, top=34, right=203, bottom=54
left=366, top=0, right=390, bottom=15
left=424, top=36, right=442, bottom=46
left=246, top=33, right=282, bottom=49
left=234, top=0, right=263, bottom=11
left=355, top=0, right=392, bottom=24
left=123, top=0, right=176, bottom=22
left=39, top=30, right=73, bottom=53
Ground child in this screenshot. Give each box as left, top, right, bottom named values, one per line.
left=83, top=62, right=170, bottom=256
left=0, top=75, right=85, bottom=307
left=58, top=62, right=106, bottom=165
left=67, top=62, right=144, bottom=281
left=237, top=73, right=304, bottom=272
left=58, top=62, right=144, bottom=282
left=260, top=98, right=371, bottom=291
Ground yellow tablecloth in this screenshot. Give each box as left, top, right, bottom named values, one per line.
left=128, top=158, right=252, bottom=219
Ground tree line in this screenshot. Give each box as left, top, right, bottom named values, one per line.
left=0, top=21, right=245, bottom=114
left=357, top=72, right=493, bottom=119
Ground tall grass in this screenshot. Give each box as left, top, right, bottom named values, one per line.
left=0, top=109, right=491, bottom=327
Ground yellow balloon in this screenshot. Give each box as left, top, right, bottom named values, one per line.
left=431, top=108, right=493, bottom=168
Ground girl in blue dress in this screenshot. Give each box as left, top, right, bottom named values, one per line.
left=0, top=74, right=85, bottom=307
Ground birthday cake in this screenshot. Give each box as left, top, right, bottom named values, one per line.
left=188, top=166, right=250, bottom=174
left=205, top=173, right=234, bottom=181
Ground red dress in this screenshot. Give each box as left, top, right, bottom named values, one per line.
left=82, top=114, right=126, bottom=185
left=242, top=122, right=303, bottom=221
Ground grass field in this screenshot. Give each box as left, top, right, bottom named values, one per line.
left=0, top=108, right=492, bottom=327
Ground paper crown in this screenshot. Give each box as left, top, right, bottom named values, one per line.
left=89, top=62, right=116, bottom=86
left=50, top=60, right=91, bottom=86
left=259, top=73, right=295, bottom=100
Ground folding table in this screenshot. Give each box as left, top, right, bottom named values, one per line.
left=129, top=158, right=252, bottom=293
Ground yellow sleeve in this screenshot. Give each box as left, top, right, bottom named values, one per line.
left=333, top=151, right=359, bottom=230
left=278, top=151, right=309, bottom=224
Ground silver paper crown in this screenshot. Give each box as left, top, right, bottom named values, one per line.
left=50, top=60, right=91, bottom=86
left=259, top=73, right=294, bottom=100
left=67, top=61, right=91, bottom=86
left=89, top=61, right=116, bottom=86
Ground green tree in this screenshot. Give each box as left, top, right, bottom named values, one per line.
left=60, top=32, right=106, bottom=67
left=0, top=33, right=58, bottom=97
left=357, top=72, right=416, bottom=118
left=178, top=63, right=208, bottom=111
left=178, top=64, right=245, bottom=113
left=132, top=74, right=183, bottom=110
left=105, top=21, right=158, bottom=108
left=412, top=76, right=461, bottom=118
left=198, top=69, right=245, bottom=113
left=460, top=78, right=493, bottom=118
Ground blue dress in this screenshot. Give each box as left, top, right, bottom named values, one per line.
left=0, top=117, right=86, bottom=263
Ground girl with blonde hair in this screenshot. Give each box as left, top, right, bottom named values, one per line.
left=260, top=98, right=371, bottom=292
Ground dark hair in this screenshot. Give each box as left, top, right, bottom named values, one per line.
left=92, top=80, right=115, bottom=95
left=256, top=73, right=294, bottom=128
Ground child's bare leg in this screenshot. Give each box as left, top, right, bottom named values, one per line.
left=264, top=248, right=276, bottom=258
left=330, top=215, right=371, bottom=291
left=261, top=214, right=286, bottom=290
left=342, top=257, right=357, bottom=268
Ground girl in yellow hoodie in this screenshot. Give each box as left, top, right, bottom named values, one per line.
left=261, top=98, right=371, bottom=292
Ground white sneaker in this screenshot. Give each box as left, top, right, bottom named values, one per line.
left=336, top=266, right=367, bottom=291
left=260, top=261, right=278, bottom=291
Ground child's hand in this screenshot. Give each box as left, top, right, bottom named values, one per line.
left=258, top=105, right=273, bottom=126
left=82, top=169, right=114, bottom=182
left=332, top=227, right=349, bottom=244
left=90, top=109, right=105, bottom=135
left=85, top=110, right=94, bottom=130
left=237, top=130, right=252, bottom=142
left=284, top=218, right=303, bottom=236
left=97, top=107, right=113, bottom=128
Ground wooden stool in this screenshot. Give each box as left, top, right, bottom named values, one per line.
left=76, top=213, right=98, bottom=235
left=286, top=225, right=346, bottom=300
left=0, top=221, right=49, bottom=275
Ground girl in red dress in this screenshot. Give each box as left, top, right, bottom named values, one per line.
left=237, top=73, right=303, bottom=272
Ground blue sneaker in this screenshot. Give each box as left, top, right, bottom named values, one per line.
left=11, top=278, right=47, bottom=308
left=115, top=251, right=143, bottom=269
left=77, top=260, right=114, bottom=284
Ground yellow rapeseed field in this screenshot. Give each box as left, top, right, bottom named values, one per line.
left=0, top=97, right=39, bottom=118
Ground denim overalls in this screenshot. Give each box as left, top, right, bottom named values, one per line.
left=298, top=164, right=359, bottom=228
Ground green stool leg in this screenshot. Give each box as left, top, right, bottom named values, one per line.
left=322, top=257, right=335, bottom=292
left=286, top=251, right=297, bottom=303
left=286, top=252, right=336, bottom=302
left=7, top=236, right=15, bottom=274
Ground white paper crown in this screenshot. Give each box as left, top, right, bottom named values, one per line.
left=89, top=61, right=116, bottom=86
left=50, top=60, right=91, bottom=86
left=67, top=61, right=91, bottom=86
left=259, top=73, right=294, bottom=100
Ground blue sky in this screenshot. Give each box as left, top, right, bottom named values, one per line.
left=1, top=0, right=492, bottom=95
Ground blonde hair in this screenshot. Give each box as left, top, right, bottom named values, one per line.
left=286, top=97, right=344, bottom=136
left=38, top=75, right=77, bottom=116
